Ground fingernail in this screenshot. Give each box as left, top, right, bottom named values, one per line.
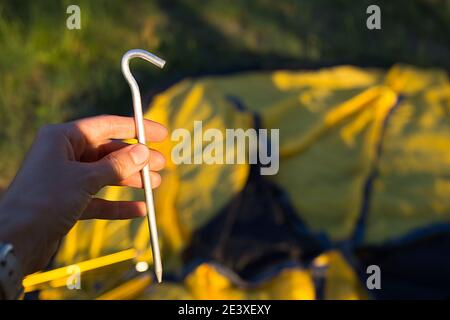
left=130, top=144, right=150, bottom=165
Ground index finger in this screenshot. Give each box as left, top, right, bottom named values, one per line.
left=70, top=115, right=168, bottom=144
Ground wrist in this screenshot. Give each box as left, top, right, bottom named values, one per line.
left=0, top=243, right=24, bottom=299
left=0, top=199, right=42, bottom=276
left=0, top=192, right=61, bottom=276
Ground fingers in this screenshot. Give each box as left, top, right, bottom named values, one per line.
left=118, top=171, right=161, bottom=188
left=90, top=143, right=151, bottom=188
left=97, top=142, right=164, bottom=188
left=91, top=140, right=129, bottom=161
left=81, top=198, right=147, bottom=220
left=82, top=141, right=165, bottom=193
left=80, top=140, right=127, bottom=162
left=83, top=140, right=166, bottom=170
left=70, top=115, right=168, bottom=144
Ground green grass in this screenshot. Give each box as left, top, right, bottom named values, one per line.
left=0, top=0, right=449, bottom=189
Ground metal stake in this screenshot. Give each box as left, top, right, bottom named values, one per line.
left=121, top=49, right=165, bottom=283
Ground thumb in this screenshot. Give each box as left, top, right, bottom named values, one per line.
left=92, top=143, right=150, bottom=189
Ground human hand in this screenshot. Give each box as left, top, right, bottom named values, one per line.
left=0, top=115, right=167, bottom=275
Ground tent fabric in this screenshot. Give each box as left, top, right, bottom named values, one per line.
left=27, top=65, right=450, bottom=299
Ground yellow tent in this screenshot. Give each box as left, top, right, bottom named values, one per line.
left=24, top=65, right=450, bottom=299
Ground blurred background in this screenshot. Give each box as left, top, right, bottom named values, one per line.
left=1, top=0, right=449, bottom=299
